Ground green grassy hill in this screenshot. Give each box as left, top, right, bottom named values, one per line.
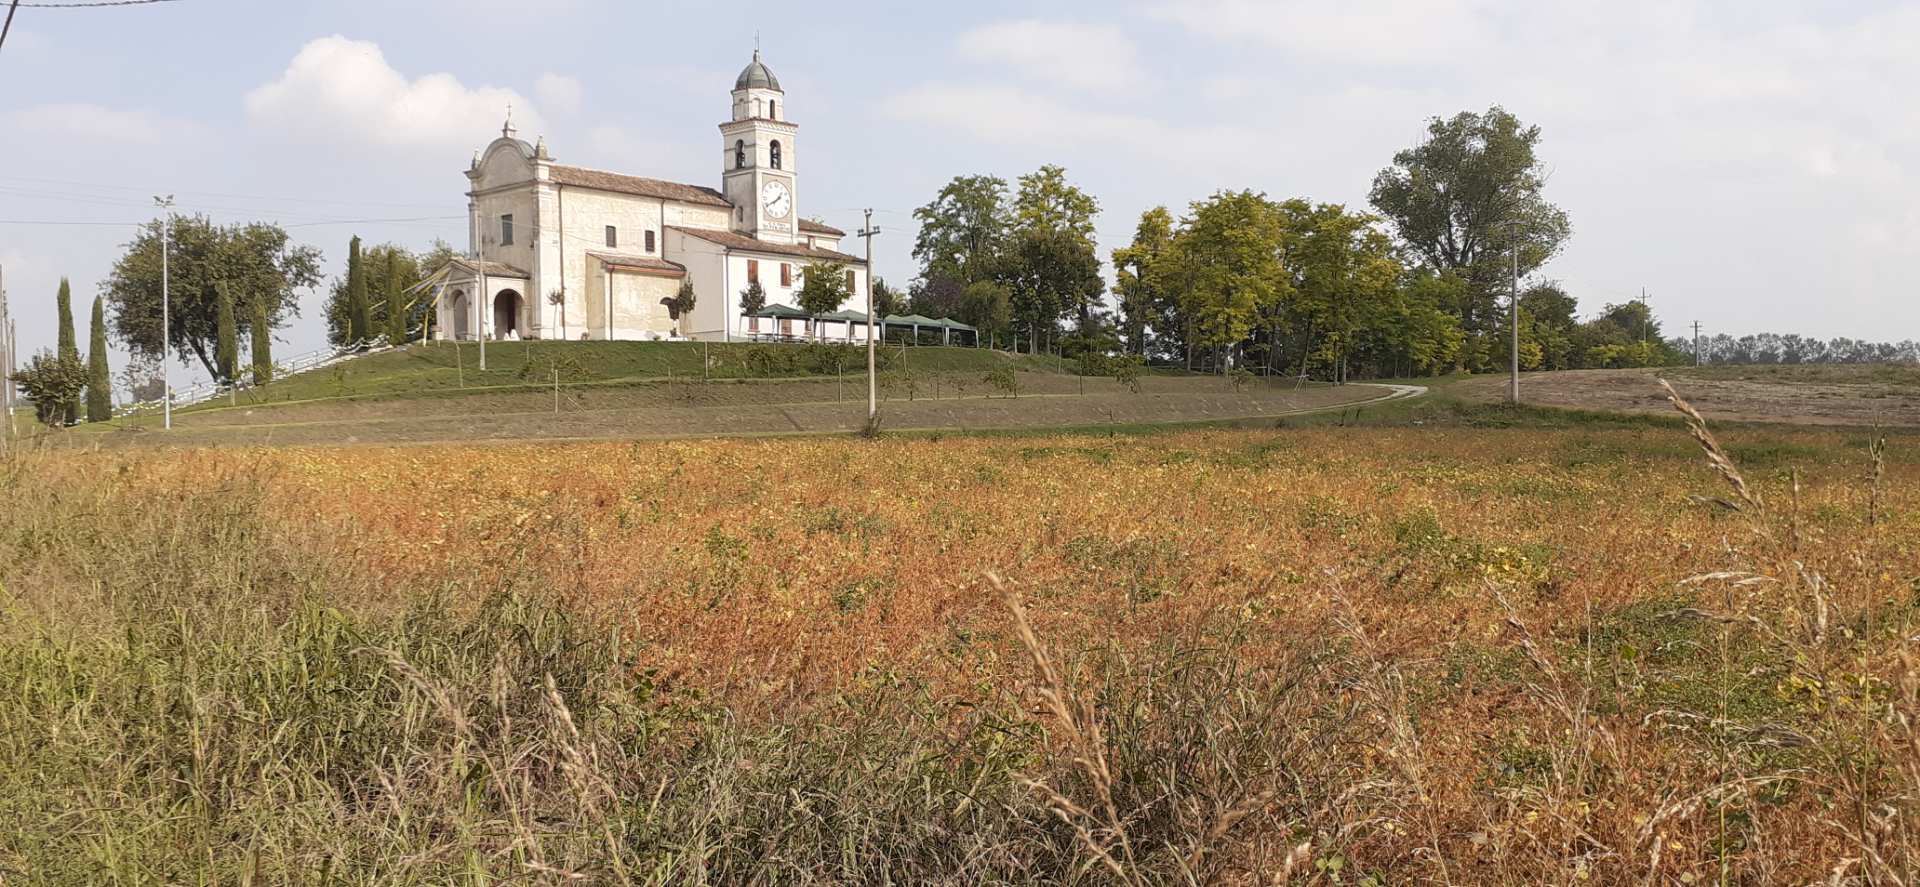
left=192, top=341, right=1075, bottom=410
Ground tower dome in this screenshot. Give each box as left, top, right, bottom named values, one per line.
left=734, top=50, right=782, bottom=92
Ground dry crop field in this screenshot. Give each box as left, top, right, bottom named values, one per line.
left=1453, top=364, right=1920, bottom=427
left=2, top=403, right=1917, bottom=883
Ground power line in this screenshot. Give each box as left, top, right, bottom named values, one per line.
left=1, top=1, right=21, bottom=56
left=0, top=174, right=454, bottom=211
left=13, top=0, right=183, bottom=7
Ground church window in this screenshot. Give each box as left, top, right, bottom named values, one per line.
left=780, top=263, right=791, bottom=287
left=605, top=226, right=618, bottom=248
left=769, top=100, right=777, bottom=119
left=770, top=140, right=782, bottom=170
left=500, top=214, right=514, bottom=246
left=735, top=140, right=745, bottom=169
left=644, top=230, right=656, bottom=253
left=846, top=269, right=856, bottom=291
left=747, top=260, right=759, bottom=284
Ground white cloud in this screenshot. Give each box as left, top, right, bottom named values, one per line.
left=536, top=73, right=583, bottom=117
left=244, top=35, right=540, bottom=151
left=6, top=103, right=204, bottom=145
left=883, top=83, right=1252, bottom=170
left=954, top=19, right=1143, bottom=91
left=1147, top=0, right=1492, bottom=65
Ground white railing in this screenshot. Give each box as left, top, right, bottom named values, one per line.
left=116, top=338, right=394, bottom=417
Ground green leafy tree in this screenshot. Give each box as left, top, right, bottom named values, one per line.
left=661, top=280, right=697, bottom=335
left=796, top=261, right=851, bottom=339
left=958, top=280, right=1012, bottom=346
left=384, top=249, right=408, bottom=345
left=738, top=279, right=767, bottom=318
left=345, top=236, right=371, bottom=345
left=103, top=215, right=320, bottom=377
left=1156, top=191, right=1289, bottom=372
left=912, top=175, right=1010, bottom=286
left=1010, top=165, right=1103, bottom=328
left=12, top=350, right=88, bottom=427
left=86, top=296, right=112, bottom=422
left=870, top=277, right=902, bottom=317
left=1111, top=207, right=1174, bottom=356
left=55, top=278, right=80, bottom=420
left=250, top=298, right=274, bottom=385
left=1369, top=106, right=1570, bottom=368
left=1003, top=227, right=1099, bottom=354
left=213, top=282, right=239, bottom=384
left=1280, top=201, right=1403, bottom=383
left=325, top=242, right=444, bottom=345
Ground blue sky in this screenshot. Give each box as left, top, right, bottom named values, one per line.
left=3, top=0, right=1916, bottom=383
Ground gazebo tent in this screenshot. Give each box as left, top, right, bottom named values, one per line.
left=927, top=317, right=979, bottom=346
left=751, top=303, right=813, bottom=338
left=813, top=308, right=871, bottom=342
left=880, top=314, right=943, bottom=344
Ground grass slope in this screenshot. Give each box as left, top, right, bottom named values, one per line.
left=209, top=341, right=1076, bottom=409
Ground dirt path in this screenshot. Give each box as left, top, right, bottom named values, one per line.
left=74, top=380, right=1423, bottom=448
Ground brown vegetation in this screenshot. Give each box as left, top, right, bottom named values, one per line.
left=1, top=398, right=1915, bottom=882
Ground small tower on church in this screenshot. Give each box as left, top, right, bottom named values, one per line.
left=720, top=49, right=798, bottom=243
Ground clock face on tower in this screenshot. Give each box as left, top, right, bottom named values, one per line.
left=761, top=180, right=792, bottom=220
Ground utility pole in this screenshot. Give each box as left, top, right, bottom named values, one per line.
left=858, top=209, right=881, bottom=423
left=1, top=262, right=10, bottom=453
left=1640, top=287, right=1650, bottom=345
left=1508, top=223, right=1520, bottom=404
left=476, top=260, right=488, bottom=373
left=1693, top=320, right=1703, bottom=366
left=156, top=195, right=174, bottom=430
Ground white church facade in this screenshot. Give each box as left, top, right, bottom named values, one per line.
left=434, top=51, right=871, bottom=344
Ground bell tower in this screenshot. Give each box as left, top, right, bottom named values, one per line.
left=720, top=49, right=798, bottom=244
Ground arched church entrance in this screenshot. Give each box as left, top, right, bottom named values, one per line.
left=494, top=290, right=523, bottom=339
left=449, top=290, right=469, bottom=339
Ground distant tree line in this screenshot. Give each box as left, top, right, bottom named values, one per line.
left=1667, top=333, right=1919, bottom=366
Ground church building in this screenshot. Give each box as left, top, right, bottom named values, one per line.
left=434, top=51, right=870, bottom=343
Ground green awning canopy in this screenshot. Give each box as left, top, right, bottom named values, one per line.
left=814, top=309, right=870, bottom=323
left=753, top=303, right=812, bottom=319
left=881, top=314, right=938, bottom=326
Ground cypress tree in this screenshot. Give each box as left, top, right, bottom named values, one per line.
left=214, top=282, right=238, bottom=385
left=86, top=296, right=112, bottom=422
left=251, top=298, right=274, bottom=386
left=384, top=249, right=408, bottom=344
left=346, top=236, right=371, bottom=345
left=55, top=278, right=79, bottom=423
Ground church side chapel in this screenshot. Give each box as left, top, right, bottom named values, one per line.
left=433, top=50, right=885, bottom=344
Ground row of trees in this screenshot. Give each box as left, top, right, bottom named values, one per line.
left=1101, top=107, right=1581, bottom=377
left=12, top=280, right=114, bottom=426
left=322, top=238, right=458, bottom=347
left=1672, top=333, right=1920, bottom=366
left=902, top=107, right=1712, bottom=379
left=905, top=165, right=1102, bottom=352
left=13, top=215, right=327, bottom=426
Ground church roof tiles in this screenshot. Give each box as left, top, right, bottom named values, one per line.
left=587, top=252, right=688, bottom=277
left=798, top=219, right=845, bottom=236
left=668, top=226, right=865, bottom=264
left=549, top=165, right=731, bottom=207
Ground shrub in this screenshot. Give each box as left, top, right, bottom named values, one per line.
left=983, top=366, right=1020, bottom=398
left=11, top=350, right=88, bottom=426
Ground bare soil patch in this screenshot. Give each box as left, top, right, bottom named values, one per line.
left=1453, top=365, right=1920, bottom=427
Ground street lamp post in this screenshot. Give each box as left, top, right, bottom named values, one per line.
left=156, top=195, right=174, bottom=429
